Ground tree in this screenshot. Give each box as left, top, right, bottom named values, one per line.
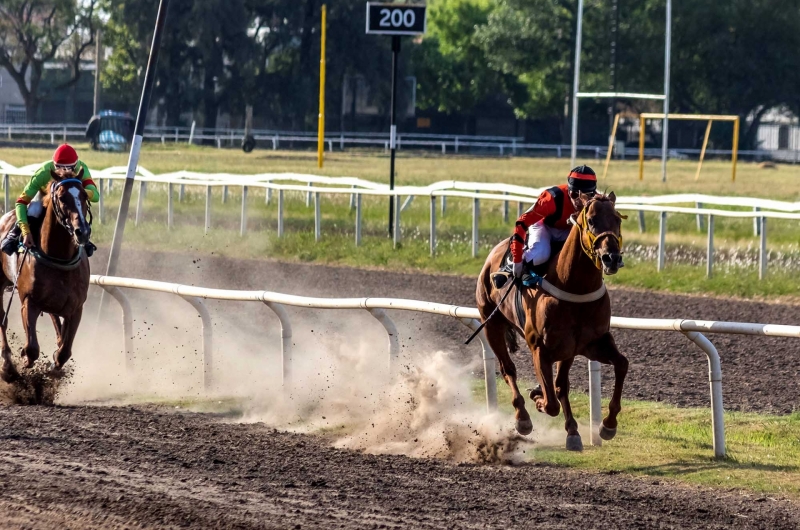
left=0, top=0, right=98, bottom=122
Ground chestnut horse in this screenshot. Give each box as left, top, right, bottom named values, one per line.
left=0, top=169, right=91, bottom=382
left=476, top=192, right=628, bottom=451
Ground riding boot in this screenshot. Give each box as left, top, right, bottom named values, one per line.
left=0, top=225, right=21, bottom=256
left=85, top=241, right=97, bottom=257
left=520, top=271, right=543, bottom=288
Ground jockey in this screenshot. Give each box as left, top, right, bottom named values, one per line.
left=1, top=144, right=99, bottom=256
left=510, top=165, right=597, bottom=287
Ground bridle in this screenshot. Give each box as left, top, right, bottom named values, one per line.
left=49, top=178, right=92, bottom=241
left=573, top=196, right=626, bottom=271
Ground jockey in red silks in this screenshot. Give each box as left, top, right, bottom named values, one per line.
left=510, top=165, right=597, bottom=287
left=1, top=144, right=99, bottom=256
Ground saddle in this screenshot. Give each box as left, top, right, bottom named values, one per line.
left=490, top=242, right=565, bottom=290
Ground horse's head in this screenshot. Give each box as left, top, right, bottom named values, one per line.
left=48, top=168, right=91, bottom=247
left=575, top=191, right=626, bottom=275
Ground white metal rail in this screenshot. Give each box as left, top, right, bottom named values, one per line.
left=91, top=274, right=800, bottom=458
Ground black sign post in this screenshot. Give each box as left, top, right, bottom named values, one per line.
left=366, top=2, right=426, bottom=236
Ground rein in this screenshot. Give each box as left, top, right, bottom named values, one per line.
left=573, top=200, right=626, bottom=271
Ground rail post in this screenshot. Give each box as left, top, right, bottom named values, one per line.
left=240, top=186, right=248, bottom=236
left=277, top=189, right=284, bottom=238
left=682, top=331, right=725, bottom=458
left=367, top=308, right=399, bottom=375
left=430, top=195, right=436, bottom=257
left=393, top=194, right=400, bottom=248
left=204, top=186, right=211, bottom=234
left=707, top=214, right=714, bottom=279
left=349, top=185, right=356, bottom=211
left=265, top=187, right=272, bottom=205
left=264, top=301, right=293, bottom=389
left=695, top=202, right=705, bottom=231
left=472, top=193, right=479, bottom=258
left=759, top=216, right=767, bottom=280
left=517, top=201, right=523, bottom=219
left=102, top=286, right=134, bottom=373
left=355, top=193, right=362, bottom=247
left=181, top=295, right=213, bottom=391
left=306, top=183, right=312, bottom=207
left=657, top=211, right=667, bottom=272
left=314, top=192, right=321, bottom=242
left=179, top=184, right=185, bottom=203
left=3, top=174, right=8, bottom=213
left=135, top=182, right=145, bottom=227
left=503, top=192, right=509, bottom=223
left=588, top=360, right=602, bottom=446
left=167, top=182, right=174, bottom=230
left=98, top=179, right=104, bottom=224
left=638, top=210, right=646, bottom=233
left=222, top=185, right=228, bottom=204
left=461, top=318, right=497, bottom=411
left=753, top=206, right=760, bottom=236
left=441, top=196, right=447, bottom=217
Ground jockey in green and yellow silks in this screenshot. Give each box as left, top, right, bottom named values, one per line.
left=1, top=144, right=100, bottom=256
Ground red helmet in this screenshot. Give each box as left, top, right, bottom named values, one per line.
left=53, top=144, right=79, bottom=167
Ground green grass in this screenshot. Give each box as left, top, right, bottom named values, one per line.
left=4, top=144, right=800, bottom=297
left=481, top=380, right=800, bottom=497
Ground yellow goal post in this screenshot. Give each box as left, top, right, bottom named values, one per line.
left=602, top=113, right=741, bottom=182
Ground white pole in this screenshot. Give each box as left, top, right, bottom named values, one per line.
left=314, top=192, right=321, bottom=242
left=589, top=360, right=602, bottom=446
left=393, top=194, right=400, bottom=248
left=570, top=0, right=585, bottom=167
left=706, top=214, right=714, bottom=279
left=661, top=0, right=672, bottom=182
left=355, top=193, right=362, bottom=246
left=759, top=217, right=767, bottom=280
left=240, top=186, right=248, bottom=236
left=204, top=186, right=211, bottom=234
left=167, top=182, right=173, bottom=230
left=683, top=331, right=725, bottom=458
left=277, top=189, right=284, bottom=238
left=657, top=211, right=666, bottom=272
left=430, top=196, right=436, bottom=257
left=472, top=194, right=479, bottom=259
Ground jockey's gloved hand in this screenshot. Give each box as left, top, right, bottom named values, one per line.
left=513, top=261, right=524, bottom=278
left=22, top=234, right=34, bottom=249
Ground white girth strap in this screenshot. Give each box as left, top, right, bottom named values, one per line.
left=539, top=279, right=607, bottom=303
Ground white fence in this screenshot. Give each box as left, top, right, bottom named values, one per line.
left=91, top=274, right=800, bottom=458
left=2, top=123, right=787, bottom=159
left=2, top=162, right=799, bottom=278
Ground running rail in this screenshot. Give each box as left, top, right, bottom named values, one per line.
left=90, top=274, right=800, bottom=458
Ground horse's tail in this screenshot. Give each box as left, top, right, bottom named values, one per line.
left=504, top=326, right=520, bottom=354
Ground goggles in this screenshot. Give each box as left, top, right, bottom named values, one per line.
left=55, top=162, right=78, bottom=172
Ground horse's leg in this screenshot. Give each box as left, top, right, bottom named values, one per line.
left=554, top=358, right=582, bottom=451
left=0, top=282, right=18, bottom=382
left=484, top=320, right=532, bottom=435
left=585, top=333, right=629, bottom=441
left=530, top=344, right=560, bottom=417
left=53, top=307, right=83, bottom=369
left=49, top=314, right=64, bottom=348
left=20, top=300, right=41, bottom=368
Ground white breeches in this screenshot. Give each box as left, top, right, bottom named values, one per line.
left=522, top=220, right=570, bottom=266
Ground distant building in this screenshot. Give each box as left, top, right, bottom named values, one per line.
left=756, top=107, right=800, bottom=161
left=0, top=68, right=27, bottom=123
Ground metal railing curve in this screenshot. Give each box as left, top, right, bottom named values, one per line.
left=90, top=273, right=800, bottom=458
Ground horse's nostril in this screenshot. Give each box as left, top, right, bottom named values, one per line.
left=601, top=254, right=613, bottom=265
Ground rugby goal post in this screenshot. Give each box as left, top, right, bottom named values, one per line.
left=602, top=113, right=740, bottom=182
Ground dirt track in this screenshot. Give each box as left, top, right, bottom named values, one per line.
left=95, top=248, right=800, bottom=414
left=1, top=404, right=799, bottom=529
left=2, top=249, right=800, bottom=528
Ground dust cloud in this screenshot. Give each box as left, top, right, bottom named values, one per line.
left=1, top=285, right=548, bottom=464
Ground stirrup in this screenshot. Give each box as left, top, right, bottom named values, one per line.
left=0, top=231, right=20, bottom=256
left=521, top=272, right=543, bottom=288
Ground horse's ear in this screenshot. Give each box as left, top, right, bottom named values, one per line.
left=608, top=191, right=617, bottom=204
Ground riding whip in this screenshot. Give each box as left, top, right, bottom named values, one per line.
left=2, top=247, right=29, bottom=328
left=465, top=278, right=517, bottom=345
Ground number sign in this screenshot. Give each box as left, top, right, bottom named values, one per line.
left=366, top=3, right=426, bottom=35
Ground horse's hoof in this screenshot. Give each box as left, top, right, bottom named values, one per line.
left=528, top=386, right=543, bottom=400
left=515, top=418, right=533, bottom=436
left=566, top=434, right=584, bottom=452
left=599, top=425, right=617, bottom=441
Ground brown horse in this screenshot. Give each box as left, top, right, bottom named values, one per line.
left=476, top=192, right=628, bottom=451
left=0, top=169, right=92, bottom=382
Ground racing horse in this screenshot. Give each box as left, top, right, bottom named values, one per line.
left=476, top=192, right=628, bottom=451
left=0, top=168, right=92, bottom=382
